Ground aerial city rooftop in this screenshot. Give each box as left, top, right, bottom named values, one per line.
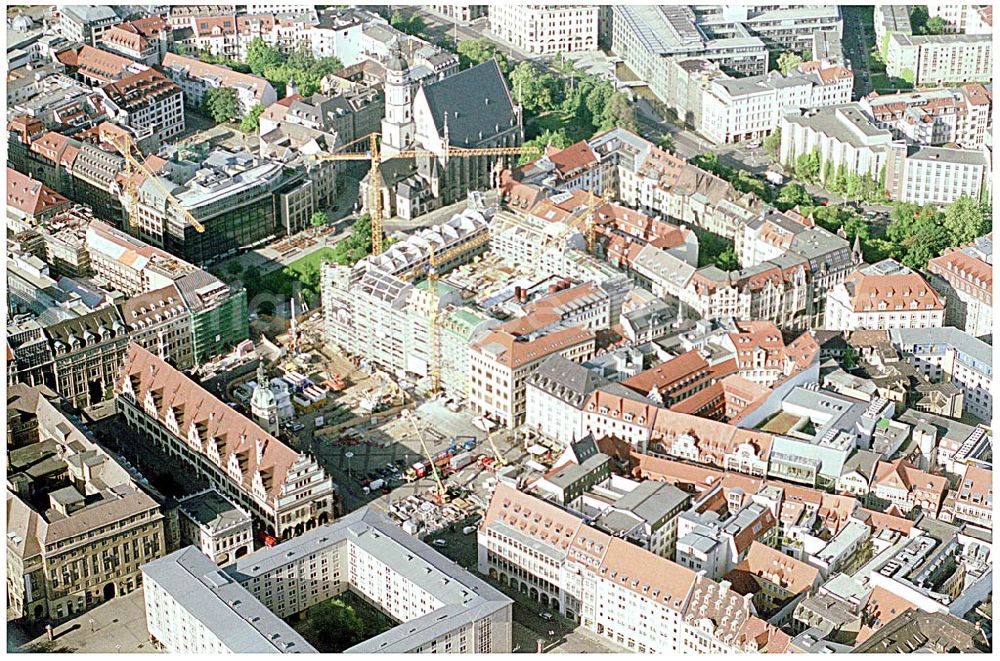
left=5, top=2, right=993, bottom=656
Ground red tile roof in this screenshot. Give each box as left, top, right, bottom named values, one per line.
left=844, top=266, right=944, bottom=313
left=7, top=167, right=71, bottom=217
left=117, top=343, right=303, bottom=500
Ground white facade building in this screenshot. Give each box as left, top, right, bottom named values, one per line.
left=886, top=33, right=992, bottom=86
left=143, top=508, right=513, bottom=653
left=489, top=4, right=598, bottom=55
left=701, top=63, right=853, bottom=144
left=824, top=260, right=945, bottom=332
left=889, top=327, right=993, bottom=423
left=177, top=489, right=254, bottom=565
left=890, top=146, right=989, bottom=206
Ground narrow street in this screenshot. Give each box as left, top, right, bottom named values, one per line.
left=842, top=5, right=875, bottom=99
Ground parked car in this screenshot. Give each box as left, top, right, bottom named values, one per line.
left=540, top=612, right=554, bottom=621
left=462, top=525, right=477, bottom=535
left=432, top=539, right=448, bottom=547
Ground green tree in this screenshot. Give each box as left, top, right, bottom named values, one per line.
left=734, top=170, right=768, bottom=200
left=924, top=16, right=948, bottom=34
left=763, top=128, right=781, bottom=159
left=519, top=129, right=569, bottom=165
left=715, top=247, right=740, bottom=271
left=909, top=5, right=930, bottom=34
left=659, top=133, right=676, bottom=152
left=203, top=87, right=240, bottom=123
left=775, top=183, right=813, bottom=211
left=247, top=37, right=283, bottom=77
left=330, top=214, right=375, bottom=266
left=943, top=195, right=990, bottom=246
left=509, top=62, right=547, bottom=111
left=599, top=92, right=636, bottom=132
left=887, top=203, right=951, bottom=268
left=310, top=211, right=328, bottom=227
left=843, top=214, right=869, bottom=242
left=795, top=151, right=820, bottom=182
left=584, top=83, right=614, bottom=128
left=776, top=51, right=804, bottom=74
left=845, top=173, right=862, bottom=200
left=226, top=261, right=243, bottom=277
left=240, top=103, right=265, bottom=133
left=389, top=9, right=425, bottom=36
left=456, top=38, right=507, bottom=72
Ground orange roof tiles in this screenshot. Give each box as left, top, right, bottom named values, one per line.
left=928, top=245, right=992, bottom=304
left=546, top=140, right=599, bottom=178
left=117, top=343, right=302, bottom=500
left=102, top=23, right=151, bottom=52
left=162, top=52, right=274, bottom=103
left=101, top=69, right=181, bottom=113
left=473, top=324, right=594, bottom=370
left=7, top=167, right=70, bottom=216
left=856, top=585, right=919, bottom=644
left=622, top=350, right=712, bottom=396
left=728, top=541, right=819, bottom=597
left=73, top=45, right=141, bottom=84
left=844, top=266, right=944, bottom=313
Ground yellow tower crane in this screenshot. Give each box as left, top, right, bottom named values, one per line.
left=111, top=133, right=206, bottom=235
left=427, top=243, right=442, bottom=395
left=475, top=416, right=506, bottom=469
left=403, top=410, right=447, bottom=504
left=309, top=131, right=539, bottom=256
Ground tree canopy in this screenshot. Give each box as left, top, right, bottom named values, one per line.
left=247, top=38, right=343, bottom=97
left=776, top=51, right=804, bottom=75
left=240, top=103, right=265, bottom=133
left=203, top=87, right=240, bottom=123
left=330, top=214, right=376, bottom=266
left=456, top=38, right=508, bottom=73
left=389, top=9, right=426, bottom=36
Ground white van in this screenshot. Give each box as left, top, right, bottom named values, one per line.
left=462, top=525, right=477, bottom=535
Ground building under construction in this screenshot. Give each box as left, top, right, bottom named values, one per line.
left=322, top=207, right=498, bottom=396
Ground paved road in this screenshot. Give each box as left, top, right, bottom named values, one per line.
left=842, top=5, right=875, bottom=99
left=12, top=589, right=155, bottom=654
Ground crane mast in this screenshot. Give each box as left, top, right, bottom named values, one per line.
left=309, top=132, right=540, bottom=259
left=404, top=412, right=447, bottom=503
left=112, top=133, right=206, bottom=235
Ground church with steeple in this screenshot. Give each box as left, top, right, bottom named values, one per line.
left=363, top=40, right=524, bottom=220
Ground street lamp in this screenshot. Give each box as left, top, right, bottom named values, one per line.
left=88, top=618, right=94, bottom=633
left=345, top=451, right=353, bottom=477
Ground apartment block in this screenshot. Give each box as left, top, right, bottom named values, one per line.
left=116, top=343, right=338, bottom=539
left=701, top=62, right=853, bottom=144
left=886, top=33, right=992, bottom=86
left=176, top=489, right=254, bottom=565
left=691, top=5, right=842, bottom=53
left=56, top=5, right=124, bottom=46
left=861, top=84, right=992, bottom=149
left=927, top=234, right=992, bottom=338
left=888, top=146, right=989, bottom=206
left=98, top=17, right=172, bottom=65
left=825, top=260, right=945, bottom=332
left=97, top=69, right=185, bottom=142
left=143, top=508, right=512, bottom=653
left=86, top=220, right=249, bottom=364
left=779, top=104, right=902, bottom=182
left=131, top=148, right=290, bottom=265
left=479, top=483, right=789, bottom=653
left=161, top=52, right=278, bottom=116
left=470, top=317, right=596, bottom=429
left=612, top=5, right=768, bottom=105
left=889, top=327, right=992, bottom=423
left=489, top=4, right=598, bottom=55
left=7, top=388, right=165, bottom=623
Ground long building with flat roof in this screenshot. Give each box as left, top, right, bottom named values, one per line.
left=142, top=507, right=513, bottom=654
